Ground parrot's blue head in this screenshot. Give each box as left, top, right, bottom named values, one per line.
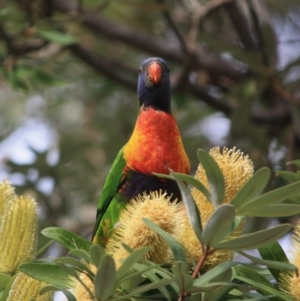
left=137, top=57, right=171, bottom=113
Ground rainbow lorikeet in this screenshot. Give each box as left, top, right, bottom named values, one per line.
left=92, top=57, right=190, bottom=247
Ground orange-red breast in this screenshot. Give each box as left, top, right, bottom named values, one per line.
left=92, top=57, right=190, bottom=247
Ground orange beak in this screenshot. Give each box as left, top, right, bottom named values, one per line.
left=148, top=61, right=162, bottom=84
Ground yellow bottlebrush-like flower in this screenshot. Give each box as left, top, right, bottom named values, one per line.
left=279, top=220, right=300, bottom=300
left=192, top=146, right=254, bottom=223
left=106, top=191, right=185, bottom=268
left=180, top=147, right=254, bottom=271
left=7, top=272, right=54, bottom=301
left=0, top=195, right=38, bottom=274
left=73, top=265, right=97, bottom=301
left=0, top=179, right=16, bottom=218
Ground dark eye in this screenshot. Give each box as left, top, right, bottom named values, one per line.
left=138, top=67, right=142, bottom=74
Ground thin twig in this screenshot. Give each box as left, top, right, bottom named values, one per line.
left=158, top=0, right=190, bottom=55
left=224, top=1, right=258, bottom=51
left=188, top=0, right=235, bottom=42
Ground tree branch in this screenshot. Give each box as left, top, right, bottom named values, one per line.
left=0, top=23, right=48, bottom=57
left=51, top=0, right=245, bottom=81
left=223, top=1, right=259, bottom=51
left=158, top=0, right=190, bottom=55
left=188, top=82, right=233, bottom=115
left=51, top=0, right=291, bottom=127
left=69, top=44, right=291, bottom=126
left=69, top=44, right=136, bottom=90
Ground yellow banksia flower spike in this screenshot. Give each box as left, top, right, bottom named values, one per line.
left=0, top=179, right=16, bottom=218
left=192, top=146, right=254, bottom=223
left=73, top=265, right=97, bottom=301
left=0, top=195, right=38, bottom=274
left=7, top=272, right=54, bottom=301
left=180, top=147, right=254, bottom=271
left=106, top=190, right=185, bottom=268
left=279, top=220, right=300, bottom=300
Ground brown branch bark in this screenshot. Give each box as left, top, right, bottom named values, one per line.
left=50, top=0, right=291, bottom=127
left=224, top=1, right=259, bottom=51
left=70, top=44, right=291, bottom=126
left=188, top=82, right=233, bottom=115
left=158, top=0, right=190, bottom=55
left=0, top=23, right=48, bottom=56
left=51, top=0, right=245, bottom=81
left=69, top=44, right=136, bottom=90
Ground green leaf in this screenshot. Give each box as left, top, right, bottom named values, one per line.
left=114, top=278, right=174, bottom=300
left=202, top=269, right=233, bottom=301
left=119, top=264, right=154, bottom=292
left=94, top=255, right=116, bottom=301
left=171, top=171, right=204, bottom=245
left=0, top=7, right=16, bottom=20
left=276, top=170, right=300, bottom=183
left=56, top=261, right=78, bottom=279
left=172, top=261, right=194, bottom=292
left=143, top=218, right=188, bottom=266
left=69, top=249, right=92, bottom=263
left=287, top=159, right=300, bottom=168
left=234, top=266, right=287, bottom=299
left=186, top=282, right=236, bottom=293
left=56, top=257, right=95, bottom=277
left=115, top=246, right=152, bottom=284
left=230, top=168, right=270, bottom=209
left=120, top=273, right=143, bottom=293
left=203, top=204, right=235, bottom=247
left=37, top=30, right=78, bottom=45
left=0, top=273, right=10, bottom=290
left=193, top=261, right=237, bottom=286
left=202, top=285, right=235, bottom=301
left=90, top=244, right=106, bottom=268
left=227, top=290, right=273, bottom=301
left=215, top=224, right=292, bottom=250
left=39, top=285, right=57, bottom=295
left=238, top=250, right=296, bottom=275
left=30, top=69, right=64, bottom=86
left=242, top=204, right=300, bottom=217
left=237, top=181, right=300, bottom=213
left=258, top=241, right=291, bottom=282
left=197, top=149, right=225, bottom=207
left=41, top=227, right=92, bottom=252
left=36, top=240, right=53, bottom=256
left=133, top=262, right=172, bottom=301
left=19, top=262, right=70, bottom=287
left=6, top=69, right=29, bottom=90
left=0, top=274, right=17, bottom=301
left=167, top=172, right=212, bottom=202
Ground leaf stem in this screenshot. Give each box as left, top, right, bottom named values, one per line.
left=192, top=248, right=208, bottom=278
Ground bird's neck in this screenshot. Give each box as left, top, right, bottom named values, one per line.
left=123, top=107, right=190, bottom=175
left=138, top=88, right=171, bottom=113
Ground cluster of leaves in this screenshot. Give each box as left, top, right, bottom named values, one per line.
left=12, top=149, right=300, bottom=301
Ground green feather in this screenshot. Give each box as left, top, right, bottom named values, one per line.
left=92, top=147, right=126, bottom=246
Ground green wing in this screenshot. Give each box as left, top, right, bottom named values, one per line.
left=92, top=146, right=127, bottom=246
